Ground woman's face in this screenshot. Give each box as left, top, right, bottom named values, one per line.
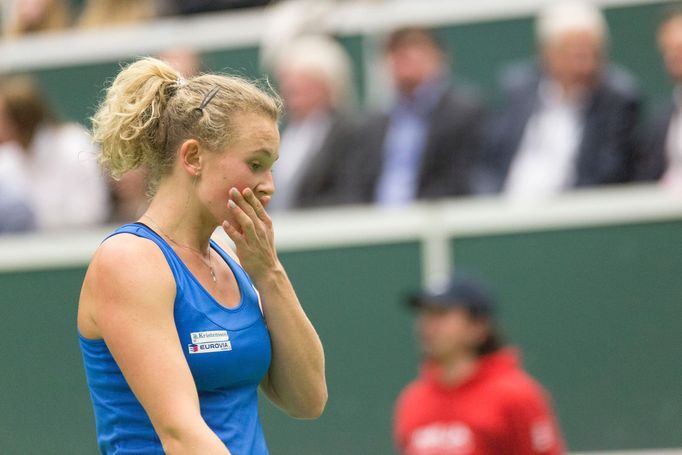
left=197, top=111, right=280, bottom=226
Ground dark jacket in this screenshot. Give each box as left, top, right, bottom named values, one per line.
left=288, top=112, right=362, bottom=209
left=343, top=84, right=485, bottom=203
left=479, top=62, right=641, bottom=193
left=635, top=101, right=674, bottom=181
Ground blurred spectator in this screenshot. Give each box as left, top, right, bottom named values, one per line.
left=636, top=4, right=682, bottom=190
left=395, top=273, right=565, bottom=455
left=158, top=47, right=202, bottom=78
left=108, top=168, right=148, bottom=223
left=268, top=35, right=359, bottom=211
left=346, top=27, right=485, bottom=206
left=0, top=76, right=109, bottom=230
left=3, top=0, right=70, bottom=38
left=260, top=0, right=336, bottom=69
left=0, top=183, right=35, bottom=233
left=480, top=1, right=641, bottom=199
left=78, top=0, right=155, bottom=29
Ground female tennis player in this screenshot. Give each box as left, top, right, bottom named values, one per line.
left=77, top=57, right=327, bottom=454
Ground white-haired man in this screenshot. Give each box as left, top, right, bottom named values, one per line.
left=480, top=1, right=641, bottom=198
left=268, top=35, right=359, bottom=211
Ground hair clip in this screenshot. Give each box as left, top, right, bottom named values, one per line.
left=176, top=77, right=188, bottom=88
left=196, top=86, right=220, bottom=113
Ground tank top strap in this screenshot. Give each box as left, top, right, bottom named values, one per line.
left=103, top=222, right=188, bottom=289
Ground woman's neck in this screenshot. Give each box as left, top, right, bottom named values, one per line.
left=141, top=182, right=215, bottom=252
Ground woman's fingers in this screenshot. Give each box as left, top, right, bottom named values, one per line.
left=230, top=188, right=259, bottom=223
left=228, top=197, right=257, bottom=239
left=242, top=188, right=272, bottom=226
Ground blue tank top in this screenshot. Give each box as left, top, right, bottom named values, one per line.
left=79, top=223, right=272, bottom=455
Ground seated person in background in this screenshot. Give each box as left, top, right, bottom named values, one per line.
left=395, top=273, right=565, bottom=455
left=78, top=0, right=155, bottom=28
left=268, top=35, right=360, bottom=211
left=107, top=167, right=149, bottom=224
left=3, top=0, right=70, bottom=38
left=0, top=183, right=35, bottom=234
left=480, top=1, right=641, bottom=199
left=0, top=76, right=110, bottom=230
left=346, top=27, right=485, bottom=207
left=636, top=4, right=682, bottom=189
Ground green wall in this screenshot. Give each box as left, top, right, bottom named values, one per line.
left=451, top=220, right=682, bottom=451
left=20, top=1, right=678, bottom=126
left=0, top=267, right=94, bottom=454
left=1, top=220, right=681, bottom=453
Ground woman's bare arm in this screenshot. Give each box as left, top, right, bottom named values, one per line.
left=79, top=234, right=231, bottom=454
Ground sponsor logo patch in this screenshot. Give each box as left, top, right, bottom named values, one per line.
left=188, top=331, right=232, bottom=354
left=188, top=340, right=232, bottom=354
left=190, top=330, right=229, bottom=344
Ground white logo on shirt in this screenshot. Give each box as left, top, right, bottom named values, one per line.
left=190, top=330, right=229, bottom=344
left=409, top=422, right=473, bottom=454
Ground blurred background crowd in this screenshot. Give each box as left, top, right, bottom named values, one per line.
left=1, top=0, right=682, bottom=234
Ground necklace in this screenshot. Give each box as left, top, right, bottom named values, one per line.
left=141, top=214, right=217, bottom=283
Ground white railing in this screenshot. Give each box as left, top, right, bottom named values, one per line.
left=1, top=184, right=681, bottom=288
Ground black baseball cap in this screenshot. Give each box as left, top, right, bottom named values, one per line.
left=407, top=272, right=496, bottom=318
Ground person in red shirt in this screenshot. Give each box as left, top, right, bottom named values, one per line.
left=394, top=273, right=565, bottom=455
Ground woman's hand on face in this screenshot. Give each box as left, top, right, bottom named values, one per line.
left=222, top=187, right=280, bottom=281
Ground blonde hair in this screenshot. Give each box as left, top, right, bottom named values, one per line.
left=92, top=57, right=282, bottom=191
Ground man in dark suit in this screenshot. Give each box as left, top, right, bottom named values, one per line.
left=636, top=4, right=682, bottom=187
left=480, top=1, right=641, bottom=197
left=345, top=27, right=485, bottom=206
left=268, top=35, right=360, bottom=211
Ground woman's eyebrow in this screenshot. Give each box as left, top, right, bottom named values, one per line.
left=252, top=148, right=279, bottom=161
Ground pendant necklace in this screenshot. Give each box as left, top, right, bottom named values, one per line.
left=141, top=214, right=217, bottom=283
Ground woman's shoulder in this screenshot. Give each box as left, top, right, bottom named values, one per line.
left=90, top=231, right=172, bottom=286
left=79, top=230, right=175, bottom=338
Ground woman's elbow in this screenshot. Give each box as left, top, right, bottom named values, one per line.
left=291, top=386, right=328, bottom=420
